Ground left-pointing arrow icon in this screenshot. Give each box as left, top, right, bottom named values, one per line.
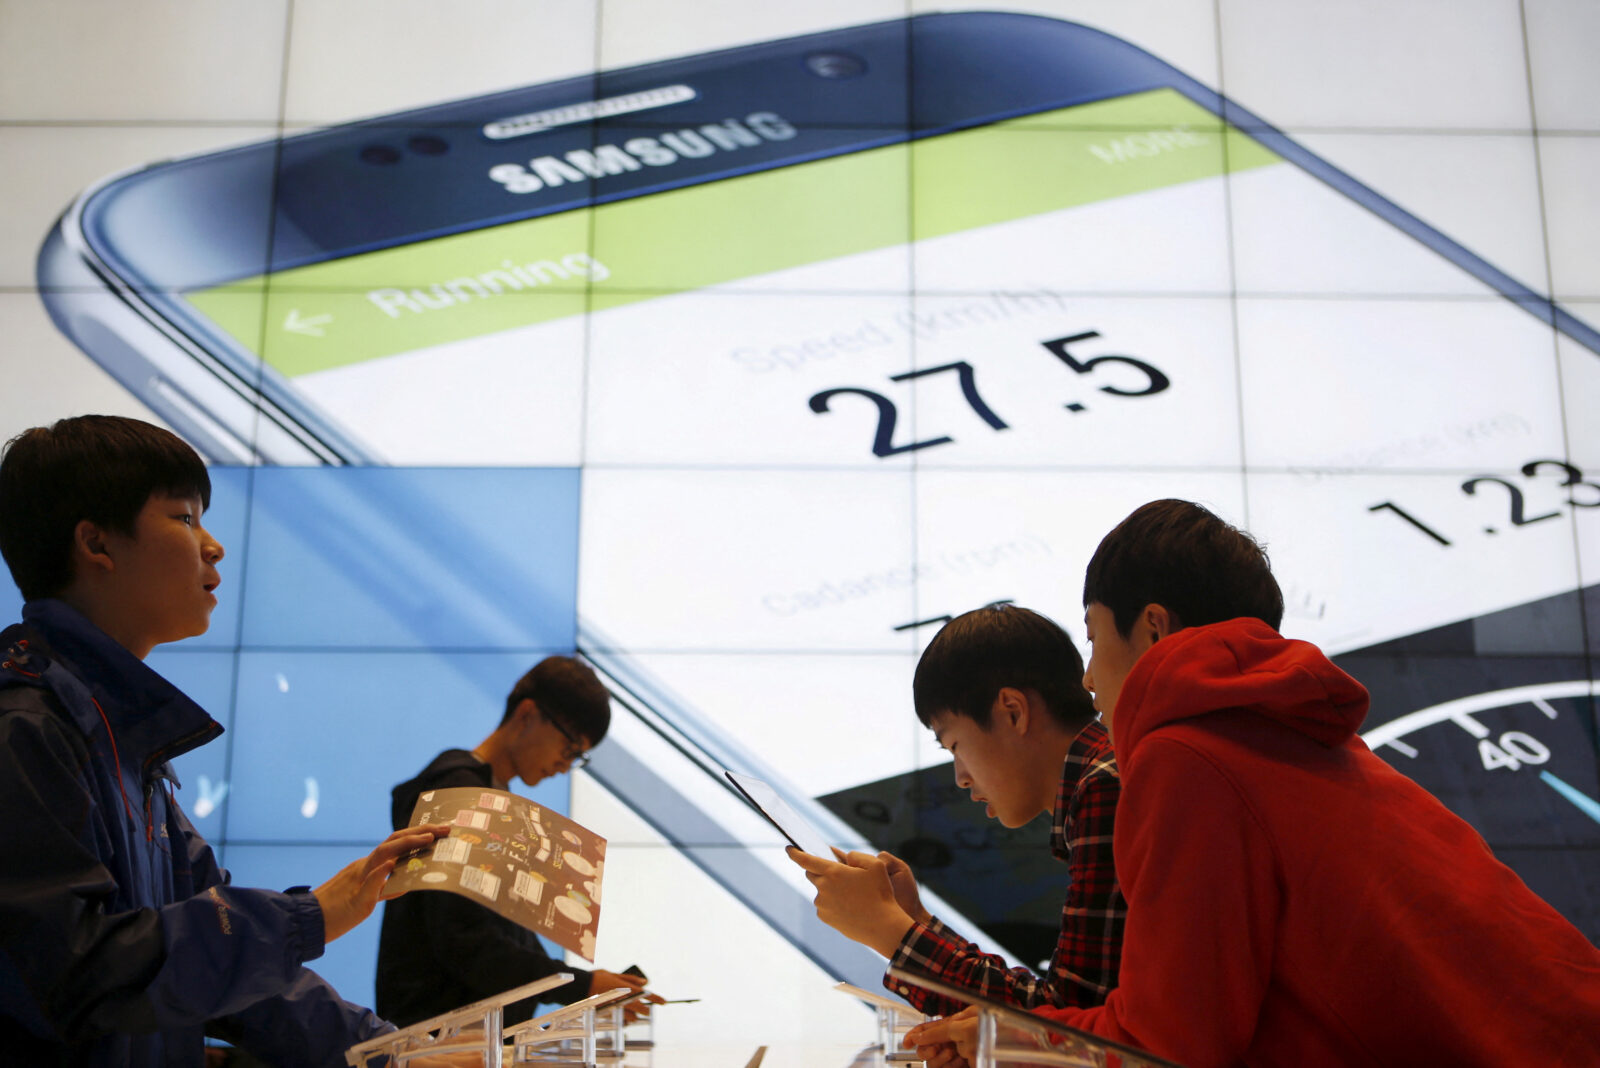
left=283, top=308, right=334, bottom=336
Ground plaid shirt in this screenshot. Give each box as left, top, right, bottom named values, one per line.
left=886, top=719, right=1125, bottom=1015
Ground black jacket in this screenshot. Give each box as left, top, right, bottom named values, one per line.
left=373, top=749, right=592, bottom=1026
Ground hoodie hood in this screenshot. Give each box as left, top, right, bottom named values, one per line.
left=1115, top=617, right=1369, bottom=766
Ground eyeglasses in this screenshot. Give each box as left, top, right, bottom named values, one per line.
left=545, top=713, right=592, bottom=769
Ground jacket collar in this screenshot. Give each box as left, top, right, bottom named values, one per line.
left=13, top=599, right=222, bottom=775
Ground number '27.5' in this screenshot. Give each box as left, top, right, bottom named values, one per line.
left=808, top=332, right=1171, bottom=459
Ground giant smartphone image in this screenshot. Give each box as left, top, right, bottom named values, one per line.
left=36, top=7, right=1600, bottom=988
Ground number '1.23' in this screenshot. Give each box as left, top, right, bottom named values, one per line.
left=1371, top=459, right=1600, bottom=547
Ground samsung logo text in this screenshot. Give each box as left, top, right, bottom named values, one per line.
left=487, top=112, right=797, bottom=194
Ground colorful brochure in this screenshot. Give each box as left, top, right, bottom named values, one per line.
left=384, top=786, right=606, bottom=960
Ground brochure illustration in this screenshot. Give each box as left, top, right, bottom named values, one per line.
left=385, top=786, right=606, bottom=961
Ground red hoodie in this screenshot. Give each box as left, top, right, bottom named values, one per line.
left=1035, top=618, right=1600, bottom=1067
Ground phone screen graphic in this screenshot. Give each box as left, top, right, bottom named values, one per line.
left=171, top=82, right=1592, bottom=658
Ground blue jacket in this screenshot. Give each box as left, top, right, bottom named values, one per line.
left=0, top=600, right=393, bottom=1067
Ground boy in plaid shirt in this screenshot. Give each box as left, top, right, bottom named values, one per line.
left=791, top=604, right=1126, bottom=1014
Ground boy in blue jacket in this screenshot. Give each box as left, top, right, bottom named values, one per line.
left=0, top=415, right=454, bottom=1067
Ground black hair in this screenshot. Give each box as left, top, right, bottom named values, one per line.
left=1083, top=498, right=1284, bottom=637
left=502, top=655, right=612, bottom=745
left=912, top=603, right=1096, bottom=732
left=0, top=415, right=212, bottom=601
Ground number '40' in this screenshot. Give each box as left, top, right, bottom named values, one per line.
left=1478, top=731, right=1550, bottom=771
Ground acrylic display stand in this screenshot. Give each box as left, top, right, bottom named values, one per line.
left=832, top=981, right=926, bottom=1063
left=344, top=974, right=572, bottom=1067
left=343, top=974, right=632, bottom=1068
left=886, top=967, right=1188, bottom=1068
left=599, top=991, right=659, bottom=1054
left=503, top=987, right=635, bottom=1065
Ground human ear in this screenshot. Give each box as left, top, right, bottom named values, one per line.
left=993, top=687, right=1030, bottom=733
left=71, top=519, right=115, bottom=574
left=515, top=697, right=544, bottom=732
left=1142, top=604, right=1181, bottom=643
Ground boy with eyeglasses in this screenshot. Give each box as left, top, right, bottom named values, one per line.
left=375, top=656, right=659, bottom=1026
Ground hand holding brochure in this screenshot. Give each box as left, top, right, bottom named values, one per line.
left=384, top=786, right=606, bottom=961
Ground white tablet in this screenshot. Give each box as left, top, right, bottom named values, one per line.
left=725, top=770, right=836, bottom=859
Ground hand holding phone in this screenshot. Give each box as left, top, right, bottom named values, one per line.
left=879, top=852, right=933, bottom=928
left=788, top=847, right=919, bottom=959
left=587, top=968, right=663, bottom=1021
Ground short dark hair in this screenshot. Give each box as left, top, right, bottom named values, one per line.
left=1083, top=499, right=1284, bottom=637
left=0, top=415, right=212, bottom=601
left=503, top=655, right=611, bottom=745
left=912, top=603, right=1096, bottom=732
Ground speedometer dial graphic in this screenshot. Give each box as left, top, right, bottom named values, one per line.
left=1363, top=680, right=1600, bottom=825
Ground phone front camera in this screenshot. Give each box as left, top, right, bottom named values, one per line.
left=804, top=51, right=867, bottom=79
left=407, top=135, right=449, bottom=157
left=359, top=144, right=402, bottom=166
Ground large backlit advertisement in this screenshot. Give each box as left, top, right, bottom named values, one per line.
left=2, top=1, right=1596, bottom=1046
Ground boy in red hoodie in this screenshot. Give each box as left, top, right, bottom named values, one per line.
left=909, top=499, right=1600, bottom=1068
